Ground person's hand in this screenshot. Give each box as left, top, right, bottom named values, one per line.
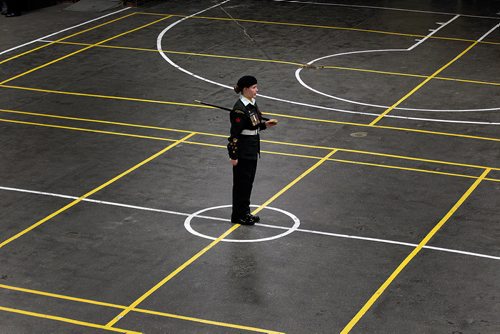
left=230, top=159, right=238, bottom=166
left=266, top=119, right=278, bottom=127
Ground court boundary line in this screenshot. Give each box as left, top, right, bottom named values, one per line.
left=0, top=108, right=498, bottom=172
left=0, top=11, right=137, bottom=66
left=0, top=7, right=131, bottom=56
left=0, top=4, right=496, bottom=332
left=156, top=11, right=500, bottom=124
left=0, top=283, right=283, bottom=334
left=340, top=168, right=492, bottom=333
left=369, top=22, right=500, bottom=125
left=294, top=15, right=500, bottom=113
left=1, top=115, right=499, bottom=179
left=1, top=185, right=498, bottom=260
left=0, top=132, right=196, bottom=250
left=103, top=148, right=338, bottom=328
left=0, top=305, right=140, bottom=334
left=35, top=39, right=500, bottom=87
left=0, top=15, right=173, bottom=85
left=137, top=11, right=500, bottom=45
left=1, top=85, right=499, bottom=143
left=272, top=0, right=500, bottom=20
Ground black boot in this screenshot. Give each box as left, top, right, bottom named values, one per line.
left=245, top=213, right=260, bottom=224
left=231, top=215, right=255, bottom=226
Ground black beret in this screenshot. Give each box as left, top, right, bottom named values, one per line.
left=234, top=75, right=257, bottom=93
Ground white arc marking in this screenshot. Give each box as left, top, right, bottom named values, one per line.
left=157, top=4, right=500, bottom=124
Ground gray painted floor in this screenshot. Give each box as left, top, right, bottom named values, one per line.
left=0, top=1, right=499, bottom=333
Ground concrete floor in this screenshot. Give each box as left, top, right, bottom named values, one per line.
left=0, top=1, right=499, bottom=333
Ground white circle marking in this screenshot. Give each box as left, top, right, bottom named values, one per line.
left=184, top=204, right=301, bottom=243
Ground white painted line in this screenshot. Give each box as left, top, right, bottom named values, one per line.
left=294, top=17, right=500, bottom=117
left=408, top=15, right=459, bottom=50
left=0, top=186, right=224, bottom=222
left=476, top=22, right=500, bottom=42
left=1, top=185, right=499, bottom=260
left=184, top=204, right=301, bottom=243
left=373, top=115, right=500, bottom=125
left=271, top=0, right=500, bottom=20
left=259, top=223, right=500, bottom=260
left=0, top=7, right=130, bottom=56
left=156, top=4, right=500, bottom=125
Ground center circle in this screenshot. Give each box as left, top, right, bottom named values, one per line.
left=184, top=204, right=300, bottom=243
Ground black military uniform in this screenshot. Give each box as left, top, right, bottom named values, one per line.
left=228, top=96, right=269, bottom=224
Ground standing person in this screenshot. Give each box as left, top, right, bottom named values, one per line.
left=227, top=75, right=277, bottom=225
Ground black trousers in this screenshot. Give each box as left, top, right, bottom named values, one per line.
left=5, top=0, right=21, bottom=14
left=232, top=158, right=258, bottom=220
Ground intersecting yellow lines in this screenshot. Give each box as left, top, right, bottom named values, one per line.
left=369, top=37, right=488, bottom=125
left=104, top=149, right=339, bottom=330
left=33, top=40, right=500, bottom=87
left=341, top=168, right=492, bottom=333
left=0, top=305, right=141, bottom=334
left=0, top=15, right=173, bottom=85
left=1, top=85, right=499, bottom=143
left=137, top=11, right=500, bottom=46
left=0, top=132, right=196, bottom=250
left=1, top=108, right=499, bottom=173
left=0, top=12, right=137, bottom=65
left=0, top=284, right=283, bottom=334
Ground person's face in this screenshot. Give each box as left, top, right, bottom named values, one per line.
left=243, top=84, right=258, bottom=99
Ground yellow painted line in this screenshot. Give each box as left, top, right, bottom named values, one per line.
left=337, top=147, right=498, bottom=170
left=0, top=284, right=281, bottom=333
left=0, top=132, right=196, bottom=250
left=0, top=12, right=137, bottom=65
left=132, top=308, right=285, bottom=334
left=341, top=168, right=491, bottom=333
left=0, top=84, right=210, bottom=109
left=40, top=40, right=304, bottom=67
left=106, top=149, right=337, bottom=329
left=0, top=15, right=172, bottom=85
left=0, top=306, right=141, bottom=334
left=0, top=118, right=180, bottom=142
left=434, top=75, right=500, bottom=86
left=253, top=149, right=338, bottom=216
left=40, top=40, right=500, bottom=87
left=0, top=108, right=198, bottom=136
left=261, top=138, right=498, bottom=170
left=2, top=83, right=499, bottom=144
left=1, top=108, right=498, bottom=172
left=485, top=177, right=500, bottom=182
left=322, top=65, right=500, bottom=86
left=168, top=143, right=500, bottom=181
left=369, top=39, right=482, bottom=126
left=2, top=114, right=497, bottom=180
left=327, top=158, right=480, bottom=179
left=0, top=284, right=126, bottom=309
left=258, top=111, right=500, bottom=143
left=104, top=224, right=241, bottom=328
left=323, top=65, right=427, bottom=78
left=136, top=11, right=500, bottom=46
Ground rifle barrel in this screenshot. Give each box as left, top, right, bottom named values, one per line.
left=195, top=100, right=232, bottom=112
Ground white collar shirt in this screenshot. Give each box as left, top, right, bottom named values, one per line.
left=240, top=95, right=255, bottom=106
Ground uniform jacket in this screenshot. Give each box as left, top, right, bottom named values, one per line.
left=227, top=98, right=269, bottom=160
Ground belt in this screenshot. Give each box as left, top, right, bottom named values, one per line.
left=241, top=129, right=258, bottom=135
